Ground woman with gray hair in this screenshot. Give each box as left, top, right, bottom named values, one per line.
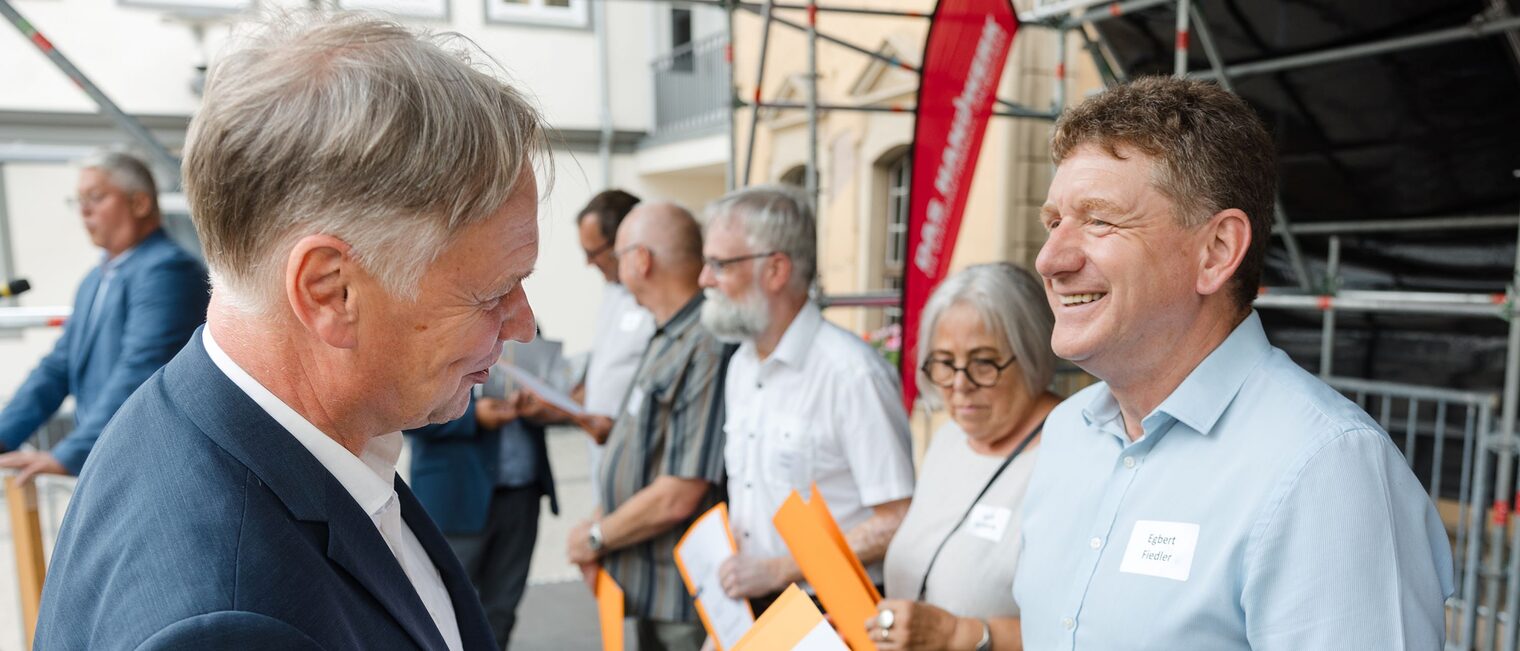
left=867, top=262, right=1060, bottom=651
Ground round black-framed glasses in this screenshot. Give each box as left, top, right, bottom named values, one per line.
left=920, top=355, right=1018, bottom=389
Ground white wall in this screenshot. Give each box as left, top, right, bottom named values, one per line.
left=0, top=163, right=99, bottom=399
left=0, top=0, right=655, bottom=132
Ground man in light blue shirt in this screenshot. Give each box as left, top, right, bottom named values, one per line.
left=1014, top=76, right=1452, bottom=649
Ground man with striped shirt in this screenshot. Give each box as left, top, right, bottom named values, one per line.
left=566, top=201, right=734, bottom=651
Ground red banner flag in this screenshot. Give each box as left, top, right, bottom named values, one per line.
left=901, top=0, right=1019, bottom=410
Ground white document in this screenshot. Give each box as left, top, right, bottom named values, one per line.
left=676, top=508, right=754, bottom=649
left=1118, top=520, right=1200, bottom=582
left=501, top=363, right=586, bottom=417
left=792, top=621, right=850, bottom=651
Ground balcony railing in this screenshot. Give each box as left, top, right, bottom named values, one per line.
left=651, top=33, right=731, bottom=139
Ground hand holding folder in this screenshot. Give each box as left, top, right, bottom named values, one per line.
left=674, top=504, right=756, bottom=650
left=771, top=485, right=882, bottom=651
left=731, top=584, right=850, bottom=651
left=596, top=569, right=624, bottom=651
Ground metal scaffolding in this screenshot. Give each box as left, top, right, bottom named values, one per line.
left=669, top=2, right=1520, bottom=646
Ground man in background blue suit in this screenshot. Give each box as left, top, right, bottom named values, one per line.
left=35, top=13, right=547, bottom=650
left=0, top=151, right=207, bottom=482
left=408, top=389, right=558, bottom=650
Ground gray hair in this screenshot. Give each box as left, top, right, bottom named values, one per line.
left=703, top=184, right=816, bottom=294
left=183, top=11, right=548, bottom=314
left=81, top=151, right=159, bottom=216
left=916, top=263, right=1055, bottom=408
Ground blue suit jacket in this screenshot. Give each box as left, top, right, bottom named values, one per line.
left=0, top=229, right=207, bottom=473
left=407, top=398, right=558, bottom=536
left=34, top=330, right=496, bottom=650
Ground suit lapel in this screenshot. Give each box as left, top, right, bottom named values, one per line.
left=398, top=479, right=496, bottom=649
left=323, top=483, right=450, bottom=651
left=67, top=268, right=103, bottom=388
left=164, top=331, right=448, bottom=651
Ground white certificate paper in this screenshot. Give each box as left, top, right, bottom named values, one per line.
left=500, top=363, right=586, bottom=417
left=676, top=506, right=755, bottom=649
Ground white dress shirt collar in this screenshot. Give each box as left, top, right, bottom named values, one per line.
left=202, top=328, right=401, bottom=520
left=742, top=300, right=824, bottom=369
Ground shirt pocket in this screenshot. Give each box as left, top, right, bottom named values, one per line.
left=762, top=415, right=811, bottom=489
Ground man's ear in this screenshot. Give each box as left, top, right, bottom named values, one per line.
left=285, top=234, right=359, bottom=349
left=1197, top=208, right=1251, bottom=297
left=129, top=191, right=154, bottom=220
left=761, top=254, right=794, bottom=294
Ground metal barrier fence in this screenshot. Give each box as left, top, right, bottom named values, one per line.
left=1323, top=377, right=1501, bottom=650
left=650, top=33, right=731, bottom=139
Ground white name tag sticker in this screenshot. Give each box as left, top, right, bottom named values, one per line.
left=1119, top=520, right=1199, bottom=582
left=965, top=505, right=1012, bottom=542
left=625, top=386, right=646, bottom=417
left=620, top=312, right=645, bottom=332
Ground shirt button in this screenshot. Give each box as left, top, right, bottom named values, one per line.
left=1123, top=456, right=1136, bottom=469
left=746, top=482, right=753, bottom=488
left=1089, top=537, right=1101, bottom=549
left=1061, top=617, right=1075, bottom=630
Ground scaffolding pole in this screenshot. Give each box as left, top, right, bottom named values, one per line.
left=1172, top=0, right=1190, bottom=77
left=734, top=4, right=1057, bottom=118
left=1317, top=236, right=1340, bottom=377
left=741, top=0, right=777, bottom=187
left=1191, top=13, right=1520, bottom=82
left=805, top=0, right=819, bottom=208
left=1276, top=214, right=1520, bottom=236
left=726, top=0, right=739, bottom=191
left=0, top=0, right=180, bottom=183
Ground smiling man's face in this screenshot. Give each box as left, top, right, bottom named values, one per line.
left=1035, top=143, right=1209, bottom=382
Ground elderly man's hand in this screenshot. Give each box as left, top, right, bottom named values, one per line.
left=515, top=390, right=572, bottom=425
left=864, top=599, right=961, bottom=651
left=567, top=518, right=601, bottom=565
left=0, top=450, right=68, bottom=485
left=571, top=413, right=615, bottom=445
left=475, top=397, right=519, bottom=430
left=578, top=560, right=601, bottom=593
left=718, top=553, right=791, bottom=599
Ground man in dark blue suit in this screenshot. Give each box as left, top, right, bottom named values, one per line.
left=408, top=390, right=558, bottom=649
left=35, top=13, right=547, bottom=650
left=0, top=152, right=207, bottom=482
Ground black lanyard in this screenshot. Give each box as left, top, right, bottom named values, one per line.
left=915, top=419, right=1044, bottom=602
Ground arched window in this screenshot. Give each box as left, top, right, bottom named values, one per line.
left=779, top=165, right=807, bottom=189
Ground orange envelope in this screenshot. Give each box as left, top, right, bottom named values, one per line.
left=731, top=584, right=850, bottom=651
left=771, top=485, right=882, bottom=651
left=596, top=569, right=625, bottom=651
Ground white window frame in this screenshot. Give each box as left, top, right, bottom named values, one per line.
left=882, top=152, right=911, bottom=325
left=341, top=0, right=449, bottom=20
left=486, top=0, right=589, bottom=28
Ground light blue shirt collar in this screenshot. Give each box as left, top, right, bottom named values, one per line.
left=1081, top=311, right=1273, bottom=442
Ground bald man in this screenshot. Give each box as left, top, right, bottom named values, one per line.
left=566, top=202, right=736, bottom=651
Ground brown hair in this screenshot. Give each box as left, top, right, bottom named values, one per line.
left=578, top=189, right=642, bottom=242
left=1051, top=76, right=1276, bottom=308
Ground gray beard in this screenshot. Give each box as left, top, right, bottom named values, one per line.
left=700, top=287, right=770, bottom=343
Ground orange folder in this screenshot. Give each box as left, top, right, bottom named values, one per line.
left=771, top=485, right=882, bottom=651
left=595, top=568, right=625, bottom=651
left=731, top=584, right=850, bottom=651
left=673, top=503, right=756, bottom=650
